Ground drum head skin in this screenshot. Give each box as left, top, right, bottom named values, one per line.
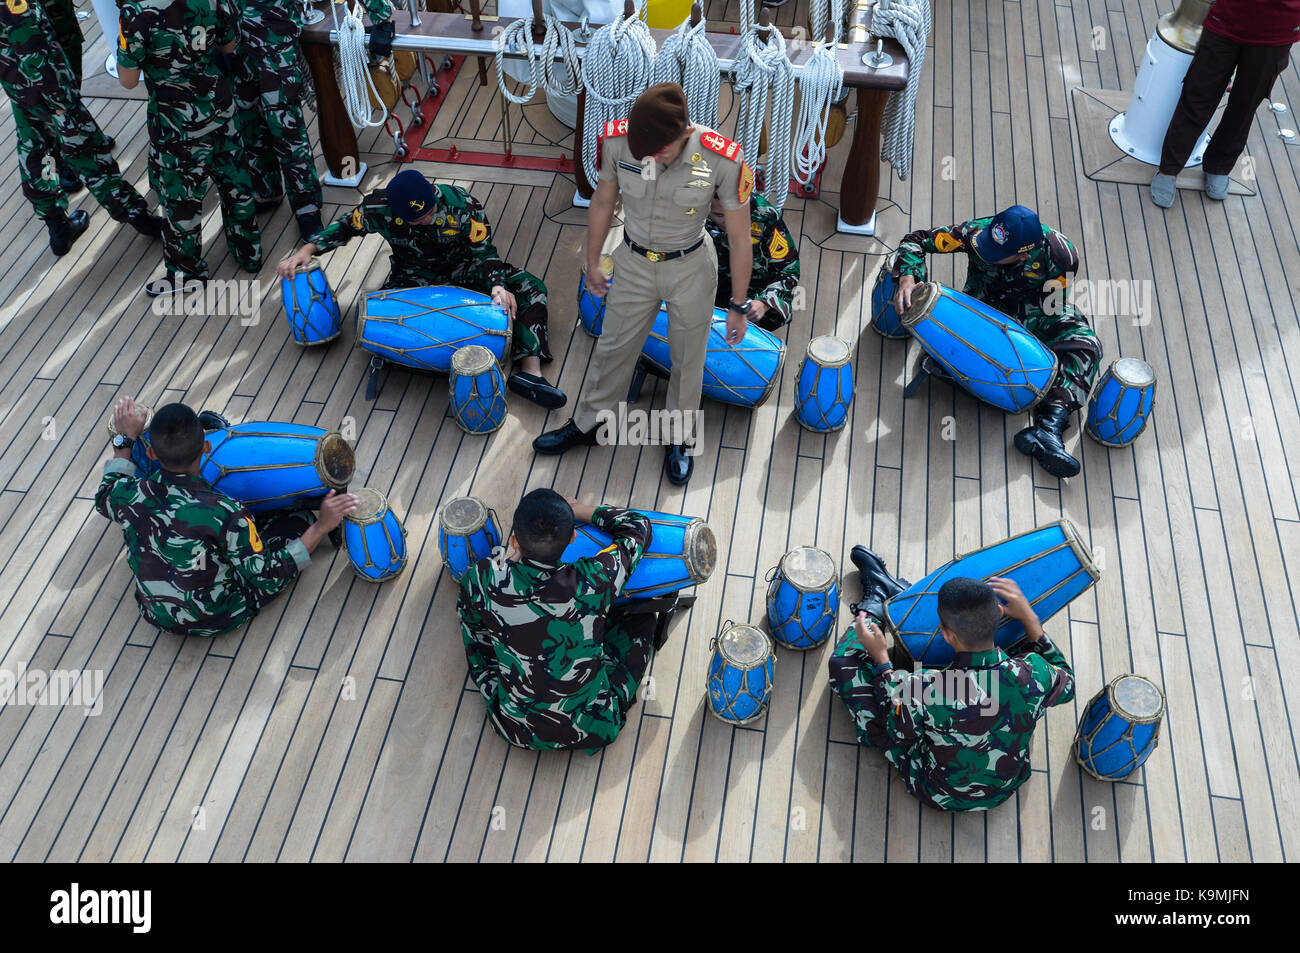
left=450, top=344, right=498, bottom=377
left=347, top=487, right=388, bottom=525
left=900, top=282, right=943, bottom=325
left=107, top=402, right=153, bottom=439
left=315, top=432, right=356, bottom=488
left=1112, top=357, right=1156, bottom=388
left=778, top=547, right=837, bottom=592
left=1110, top=674, right=1165, bottom=723
left=719, top=624, right=772, bottom=666
left=806, top=336, right=852, bottom=368
left=683, top=520, right=718, bottom=584
left=441, top=496, right=489, bottom=534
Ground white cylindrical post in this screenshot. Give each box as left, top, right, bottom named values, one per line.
left=91, top=0, right=120, bottom=78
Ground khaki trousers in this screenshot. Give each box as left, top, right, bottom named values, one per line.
left=573, top=237, right=719, bottom=432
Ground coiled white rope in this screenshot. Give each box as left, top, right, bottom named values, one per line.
left=873, top=0, right=931, bottom=180
left=652, top=16, right=719, bottom=130
left=809, top=0, right=846, bottom=45
left=333, top=0, right=387, bottom=128
left=734, top=6, right=795, bottom=210
left=580, top=4, right=657, bottom=186
left=494, top=13, right=581, bottom=105
left=791, top=34, right=843, bottom=186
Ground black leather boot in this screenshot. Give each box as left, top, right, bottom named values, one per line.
left=47, top=210, right=89, bottom=256
left=664, top=444, right=693, bottom=485
left=296, top=211, right=324, bottom=242
left=849, top=545, right=910, bottom=600
left=58, top=167, right=84, bottom=195
left=127, top=210, right=166, bottom=238
left=507, top=372, right=566, bottom=409
left=197, top=410, right=231, bottom=431
left=1014, top=402, right=1081, bottom=478
left=533, top=419, right=598, bottom=454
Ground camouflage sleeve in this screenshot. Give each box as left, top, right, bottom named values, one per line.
left=312, top=204, right=374, bottom=253
left=1040, top=228, right=1080, bottom=298
left=93, top=458, right=141, bottom=523
left=828, top=634, right=925, bottom=746
left=458, top=570, right=498, bottom=699
left=361, top=0, right=393, bottom=24
left=115, top=4, right=149, bottom=72
left=578, top=506, right=652, bottom=600
left=1013, top=633, right=1076, bottom=708
left=215, top=0, right=238, bottom=47
left=219, top=507, right=310, bottom=592
left=754, top=217, right=800, bottom=324
left=870, top=667, right=928, bottom=745
left=892, top=220, right=983, bottom=281
left=455, top=192, right=510, bottom=290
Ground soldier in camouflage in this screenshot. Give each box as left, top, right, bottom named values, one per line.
left=0, top=1, right=162, bottom=255
left=705, top=192, right=800, bottom=331
left=458, top=489, right=658, bottom=752
left=280, top=169, right=565, bottom=408
left=829, top=572, right=1075, bottom=812
left=117, top=0, right=263, bottom=294
left=96, top=399, right=358, bottom=638
left=892, top=205, right=1102, bottom=478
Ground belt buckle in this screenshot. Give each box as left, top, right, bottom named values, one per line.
left=646, top=250, right=664, bottom=262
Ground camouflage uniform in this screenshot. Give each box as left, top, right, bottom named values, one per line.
left=828, top=627, right=1075, bottom=811
left=95, top=458, right=316, bottom=638
left=118, top=0, right=262, bottom=279
left=458, top=506, right=655, bottom=751
left=0, top=3, right=151, bottom=224
left=705, top=192, right=800, bottom=331
left=42, top=0, right=80, bottom=83
left=893, top=217, right=1101, bottom=410
left=312, top=183, right=553, bottom=363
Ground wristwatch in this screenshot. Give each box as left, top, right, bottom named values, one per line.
left=728, top=298, right=752, bottom=315
left=112, top=434, right=134, bottom=450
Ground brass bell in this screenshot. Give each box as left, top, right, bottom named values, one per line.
left=1156, top=0, right=1213, bottom=54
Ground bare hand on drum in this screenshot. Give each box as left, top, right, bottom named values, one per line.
left=988, top=576, right=1044, bottom=641
left=113, top=397, right=148, bottom=440
left=853, top=610, right=890, bottom=664
left=894, top=274, right=917, bottom=314
left=564, top=495, right=597, bottom=524
left=585, top=261, right=609, bottom=299
left=276, top=245, right=317, bottom=279
left=748, top=300, right=769, bottom=323
left=317, top=490, right=360, bottom=531
left=490, top=285, right=517, bottom=319
left=724, top=309, right=747, bottom=346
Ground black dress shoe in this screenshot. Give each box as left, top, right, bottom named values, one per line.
left=533, top=419, right=599, bottom=454
left=47, top=210, right=89, bottom=256
left=197, top=410, right=231, bottom=431
left=58, top=168, right=84, bottom=194
left=1014, top=402, right=1081, bottom=478
left=848, top=545, right=910, bottom=600
left=849, top=588, right=888, bottom=624
left=665, top=444, right=693, bottom=485
left=507, top=372, right=566, bottom=409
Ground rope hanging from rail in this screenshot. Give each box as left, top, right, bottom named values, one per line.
left=580, top=1, right=658, bottom=187
left=791, top=20, right=844, bottom=187
left=733, top=2, right=795, bottom=210
left=332, top=0, right=388, bottom=128
left=872, top=0, right=930, bottom=179
left=652, top=9, right=719, bottom=130
left=494, top=8, right=582, bottom=105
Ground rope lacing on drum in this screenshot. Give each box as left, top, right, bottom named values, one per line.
left=652, top=15, right=720, bottom=130
left=580, top=2, right=658, bottom=187
left=871, top=0, right=931, bottom=180
left=733, top=0, right=796, bottom=211
left=494, top=10, right=582, bottom=105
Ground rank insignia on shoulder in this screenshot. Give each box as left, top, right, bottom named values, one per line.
left=769, top=231, right=790, bottom=259
left=246, top=518, right=263, bottom=553
left=933, top=230, right=964, bottom=253
left=701, top=131, right=741, bottom=161
left=350, top=207, right=363, bottom=229
left=738, top=161, right=754, bottom=203
left=469, top=219, right=488, bottom=243
left=603, top=118, right=629, bottom=137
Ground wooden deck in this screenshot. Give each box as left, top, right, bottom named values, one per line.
left=0, top=0, right=1297, bottom=862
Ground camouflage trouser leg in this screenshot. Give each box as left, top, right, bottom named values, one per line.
left=449, top=262, right=552, bottom=362
left=383, top=260, right=428, bottom=290
left=252, top=38, right=323, bottom=217
left=239, top=508, right=316, bottom=614
left=231, top=49, right=283, bottom=201
left=602, top=607, right=657, bottom=714
left=45, top=0, right=83, bottom=87
left=12, top=102, right=66, bottom=220
left=827, top=634, right=915, bottom=760
left=56, top=100, right=149, bottom=222
left=1020, top=303, right=1101, bottom=411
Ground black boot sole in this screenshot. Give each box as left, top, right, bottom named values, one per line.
left=1014, top=429, right=1081, bottom=479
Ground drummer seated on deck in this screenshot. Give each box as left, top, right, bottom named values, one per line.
left=706, top=193, right=801, bottom=332
left=829, top=563, right=1075, bottom=812
left=276, top=169, right=565, bottom=410
left=457, top=488, right=662, bottom=752
left=94, top=399, right=358, bottom=638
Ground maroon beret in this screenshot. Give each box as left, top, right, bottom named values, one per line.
left=628, top=83, right=690, bottom=160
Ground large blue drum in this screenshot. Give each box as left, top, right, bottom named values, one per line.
left=577, top=254, right=614, bottom=337
left=1086, top=358, right=1157, bottom=447
left=282, top=261, right=342, bottom=346
left=200, top=423, right=355, bottom=513
left=766, top=546, right=840, bottom=650
left=885, top=519, right=1100, bottom=668
left=901, top=282, right=1057, bottom=413
left=106, top=402, right=160, bottom=478
left=449, top=344, right=508, bottom=434
left=561, top=509, right=716, bottom=604
left=343, top=487, right=408, bottom=582
left=437, top=496, right=502, bottom=581
left=870, top=261, right=906, bottom=339
left=1075, top=674, right=1165, bottom=780
left=794, top=335, right=854, bottom=432
left=640, top=308, right=786, bottom=408
left=707, top=623, right=775, bottom=725
left=356, top=285, right=512, bottom=374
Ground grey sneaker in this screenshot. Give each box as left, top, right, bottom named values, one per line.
left=1150, top=173, right=1176, bottom=208
left=1205, top=173, right=1230, bottom=200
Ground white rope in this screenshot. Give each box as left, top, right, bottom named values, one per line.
left=652, top=16, right=719, bottom=130
left=333, top=0, right=387, bottom=128
left=809, top=0, right=846, bottom=46
left=494, top=13, right=581, bottom=105
left=872, top=0, right=931, bottom=180
left=791, top=35, right=843, bottom=186
left=580, top=4, right=657, bottom=186
left=733, top=3, right=795, bottom=210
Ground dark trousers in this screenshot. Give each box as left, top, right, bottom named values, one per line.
left=1161, top=30, right=1294, bottom=176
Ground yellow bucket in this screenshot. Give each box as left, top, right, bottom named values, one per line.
left=644, top=0, right=691, bottom=29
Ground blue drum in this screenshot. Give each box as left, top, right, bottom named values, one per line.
left=343, top=487, right=408, bottom=582
left=561, top=509, right=716, bottom=604
left=356, top=285, right=512, bottom=374
left=1075, top=674, right=1166, bottom=780
left=200, top=423, right=355, bottom=513
left=901, top=282, right=1058, bottom=413
left=794, top=335, right=854, bottom=432
left=106, top=402, right=160, bottom=478
left=449, top=344, right=508, bottom=434
left=1086, top=358, right=1157, bottom=447
left=766, top=546, right=840, bottom=650
left=870, top=261, right=906, bottom=338
left=577, top=254, right=614, bottom=337
left=282, top=261, right=342, bottom=346
left=707, top=622, right=775, bottom=725
left=640, top=308, right=786, bottom=408
left=885, top=519, right=1100, bottom=668
left=437, top=496, right=502, bottom=581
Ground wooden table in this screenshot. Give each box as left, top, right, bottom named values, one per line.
left=300, top=4, right=908, bottom=229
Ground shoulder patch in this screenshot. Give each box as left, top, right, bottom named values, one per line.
left=246, top=517, right=263, bottom=553
left=700, top=130, right=742, bottom=162
left=738, top=161, right=754, bottom=203
left=768, top=230, right=790, bottom=260
left=933, top=230, right=964, bottom=253
left=602, top=118, right=628, bottom=138
left=469, top=219, right=488, bottom=244
left=350, top=207, right=363, bottom=229
left=119, top=27, right=126, bottom=49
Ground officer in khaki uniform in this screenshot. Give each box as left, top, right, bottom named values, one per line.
left=533, top=83, right=755, bottom=485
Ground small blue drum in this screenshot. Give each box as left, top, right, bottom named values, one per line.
left=561, top=509, right=716, bottom=604
left=577, top=254, right=614, bottom=337
left=201, top=423, right=355, bottom=513
left=356, top=285, right=512, bottom=374
left=1075, top=674, right=1166, bottom=780
left=765, top=546, right=840, bottom=650
left=707, top=622, right=775, bottom=725
left=282, top=260, right=342, bottom=346
left=885, top=519, right=1100, bottom=667
left=106, top=402, right=160, bottom=478
left=794, top=335, right=854, bottom=432
left=640, top=308, right=786, bottom=408
left=901, top=282, right=1058, bottom=413
left=1086, top=357, right=1157, bottom=447
left=343, top=487, right=408, bottom=582
left=437, top=496, right=502, bottom=581
left=449, top=345, right=508, bottom=434
left=870, top=261, right=906, bottom=339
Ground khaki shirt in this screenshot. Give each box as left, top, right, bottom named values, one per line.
left=599, top=122, right=751, bottom=252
